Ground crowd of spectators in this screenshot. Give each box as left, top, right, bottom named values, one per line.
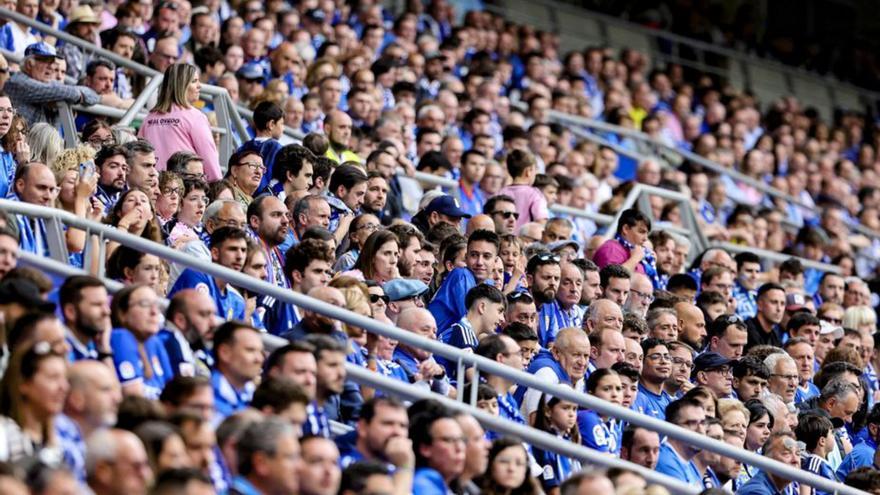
left=2, top=0, right=880, bottom=494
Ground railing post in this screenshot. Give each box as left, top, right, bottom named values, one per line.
left=213, top=93, right=233, bottom=171
left=118, top=74, right=163, bottom=127
left=57, top=103, right=79, bottom=148
left=43, top=216, right=69, bottom=263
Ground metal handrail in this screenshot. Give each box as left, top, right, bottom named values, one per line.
left=16, top=248, right=698, bottom=495
left=0, top=199, right=865, bottom=495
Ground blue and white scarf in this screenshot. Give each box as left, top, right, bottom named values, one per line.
left=615, top=233, right=663, bottom=290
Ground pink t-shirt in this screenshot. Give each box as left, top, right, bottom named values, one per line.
left=592, top=239, right=646, bottom=274
left=138, top=104, right=222, bottom=182
left=498, top=184, right=549, bottom=228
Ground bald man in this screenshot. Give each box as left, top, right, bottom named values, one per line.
left=466, top=214, right=495, bottom=235
left=282, top=286, right=347, bottom=342
left=65, top=360, right=123, bottom=439
left=12, top=162, right=57, bottom=256
left=675, top=301, right=707, bottom=350
left=394, top=307, right=452, bottom=396
left=699, top=248, right=735, bottom=274
left=159, top=289, right=219, bottom=377
left=585, top=298, right=624, bottom=334
left=324, top=110, right=360, bottom=164
left=518, top=222, right=544, bottom=245
left=519, top=327, right=589, bottom=422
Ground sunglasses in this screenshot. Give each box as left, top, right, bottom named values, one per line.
left=533, top=253, right=561, bottom=263
left=370, top=294, right=390, bottom=304
left=493, top=210, right=519, bottom=220
left=507, top=291, right=533, bottom=302
left=716, top=314, right=744, bottom=326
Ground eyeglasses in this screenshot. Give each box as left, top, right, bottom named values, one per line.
left=162, top=187, right=181, bottom=196
left=507, top=291, right=533, bottom=302
left=215, top=218, right=247, bottom=229
left=186, top=195, right=210, bottom=205
left=706, top=366, right=732, bottom=375
left=237, top=161, right=266, bottom=173
left=631, top=289, right=654, bottom=302
left=88, top=136, right=115, bottom=147
left=493, top=210, right=519, bottom=219
left=370, top=294, right=390, bottom=304
left=356, top=223, right=381, bottom=232
left=131, top=299, right=161, bottom=309
left=717, top=314, right=743, bottom=325
left=821, top=316, right=843, bottom=326
left=671, top=357, right=693, bottom=368
left=0, top=106, right=14, bottom=114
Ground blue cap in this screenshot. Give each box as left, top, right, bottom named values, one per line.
left=383, top=279, right=428, bottom=302
left=24, top=42, right=61, bottom=59
left=236, top=62, right=265, bottom=81
left=692, top=352, right=736, bottom=376
left=423, top=194, right=472, bottom=219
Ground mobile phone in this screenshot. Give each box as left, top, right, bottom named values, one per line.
left=80, top=160, right=96, bottom=179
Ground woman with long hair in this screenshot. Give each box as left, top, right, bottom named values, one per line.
left=48, top=145, right=103, bottom=264
left=109, top=284, right=174, bottom=400
left=344, top=230, right=400, bottom=284
left=477, top=438, right=542, bottom=495
left=106, top=245, right=164, bottom=294
left=334, top=213, right=380, bottom=272
left=104, top=188, right=163, bottom=258
left=138, top=63, right=221, bottom=181
left=27, top=123, right=64, bottom=167
left=0, top=340, right=69, bottom=464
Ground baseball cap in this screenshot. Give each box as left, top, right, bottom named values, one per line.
left=24, top=42, right=61, bottom=60
left=423, top=194, right=472, bottom=219
left=692, top=352, right=737, bottom=376
left=0, top=279, right=56, bottom=313
left=383, top=279, right=428, bottom=302
left=236, top=62, right=265, bottom=81
left=304, top=8, right=326, bottom=23
left=819, top=320, right=844, bottom=340
left=785, top=293, right=811, bottom=313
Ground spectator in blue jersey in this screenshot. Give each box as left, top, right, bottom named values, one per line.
left=475, top=334, right=525, bottom=425
left=837, top=403, right=880, bottom=480
left=784, top=337, right=819, bottom=404
left=59, top=275, right=113, bottom=363
left=620, top=425, right=660, bottom=470
left=158, top=289, right=218, bottom=378
left=655, top=397, right=707, bottom=487
left=10, top=161, right=56, bottom=256
left=695, top=418, right=727, bottom=488
left=795, top=412, right=839, bottom=493
left=707, top=314, right=749, bottom=361
left=527, top=253, right=562, bottom=348
left=501, top=323, right=540, bottom=370
left=229, top=417, right=301, bottom=495
left=306, top=334, right=351, bottom=427
left=263, top=341, right=335, bottom=439
left=92, top=145, right=129, bottom=215
left=298, top=436, right=342, bottom=494
left=410, top=403, right=466, bottom=495
left=599, top=264, right=631, bottom=307
left=578, top=368, right=624, bottom=454
left=239, top=101, right=284, bottom=191
left=383, top=278, right=427, bottom=325
left=457, top=150, right=487, bottom=218
left=258, top=144, right=315, bottom=203
left=393, top=308, right=452, bottom=397
left=262, top=238, right=333, bottom=336
left=632, top=338, right=673, bottom=419
left=281, top=286, right=347, bottom=343
left=736, top=431, right=800, bottom=495
left=326, top=164, right=368, bottom=241
left=438, top=283, right=505, bottom=358
left=428, top=228, right=500, bottom=333
left=109, top=284, right=174, bottom=400
left=584, top=299, right=625, bottom=337
left=249, top=377, right=310, bottom=432
left=337, top=397, right=412, bottom=469
left=519, top=327, right=590, bottom=423
left=734, top=252, right=762, bottom=319
left=504, top=291, right=539, bottom=334
left=211, top=321, right=264, bottom=420
left=169, top=227, right=248, bottom=322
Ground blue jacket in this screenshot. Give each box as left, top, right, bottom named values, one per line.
left=512, top=349, right=570, bottom=405
left=736, top=470, right=788, bottom=495
left=412, top=467, right=451, bottom=495
left=428, top=267, right=477, bottom=333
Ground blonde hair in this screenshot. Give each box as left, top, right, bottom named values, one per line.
left=153, top=63, right=198, bottom=113
left=718, top=398, right=749, bottom=421
left=50, top=145, right=96, bottom=184
left=843, top=305, right=876, bottom=332
left=27, top=123, right=64, bottom=166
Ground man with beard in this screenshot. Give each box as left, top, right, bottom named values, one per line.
left=324, top=110, right=361, bottom=164
left=307, top=333, right=359, bottom=424
left=528, top=253, right=562, bottom=349
left=655, top=397, right=707, bottom=487
left=158, top=289, right=219, bottom=378
left=61, top=275, right=113, bottom=363
left=365, top=146, right=405, bottom=226
left=337, top=397, right=413, bottom=469
left=388, top=224, right=424, bottom=279
left=169, top=227, right=248, bottom=321
left=362, top=171, right=388, bottom=219
left=93, top=145, right=129, bottom=214
left=632, top=338, right=673, bottom=419
left=675, top=301, right=707, bottom=351
left=247, top=195, right=290, bottom=296
left=745, top=283, right=787, bottom=351
left=572, top=259, right=603, bottom=310
left=664, top=341, right=696, bottom=398
left=326, top=164, right=368, bottom=241
left=624, top=272, right=654, bottom=318
left=649, top=230, right=677, bottom=288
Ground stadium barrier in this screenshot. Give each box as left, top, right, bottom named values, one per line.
left=0, top=198, right=861, bottom=495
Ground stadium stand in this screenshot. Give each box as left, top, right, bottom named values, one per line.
left=0, top=0, right=878, bottom=494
